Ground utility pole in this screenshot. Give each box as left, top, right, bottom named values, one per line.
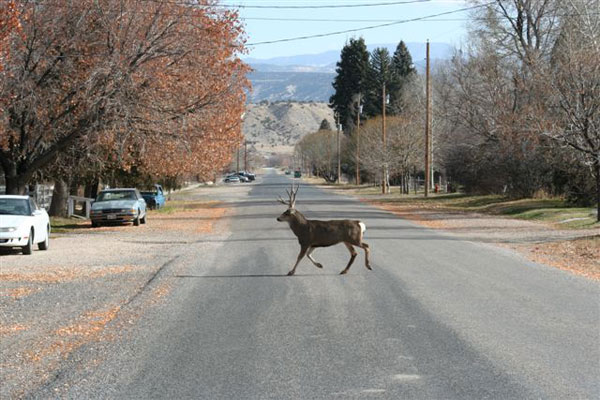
left=356, top=93, right=361, bottom=186
left=382, top=82, right=387, bottom=194
left=424, top=40, right=432, bottom=197
left=244, top=141, right=248, bottom=171
left=336, top=113, right=341, bottom=184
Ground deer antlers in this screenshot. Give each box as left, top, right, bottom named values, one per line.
left=277, top=184, right=299, bottom=209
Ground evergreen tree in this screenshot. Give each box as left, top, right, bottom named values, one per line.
left=390, top=40, right=416, bottom=114
left=364, top=47, right=395, bottom=118
left=329, top=37, right=370, bottom=133
left=319, top=118, right=332, bottom=131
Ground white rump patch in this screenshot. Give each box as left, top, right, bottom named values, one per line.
left=359, top=222, right=366, bottom=233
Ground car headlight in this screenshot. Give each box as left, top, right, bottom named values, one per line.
left=0, top=227, right=17, bottom=233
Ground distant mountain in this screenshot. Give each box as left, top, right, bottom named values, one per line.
left=245, top=42, right=454, bottom=71
left=245, top=42, right=455, bottom=102
left=248, top=71, right=335, bottom=103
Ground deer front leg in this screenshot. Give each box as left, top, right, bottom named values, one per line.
left=288, top=245, right=308, bottom=276
left=340, top=242, right=357, bottom=275
left=306, top=247, right=323, bottom=269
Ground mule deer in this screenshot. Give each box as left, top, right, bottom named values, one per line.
left=276, top=184, right=371, bottom=276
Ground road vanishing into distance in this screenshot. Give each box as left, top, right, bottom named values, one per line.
left=33, top=169, right=599, bottom=399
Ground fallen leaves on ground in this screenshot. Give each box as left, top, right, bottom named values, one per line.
left=503, top=237, right=600, bottom=280
left=0, top=265, right=149, bottom=284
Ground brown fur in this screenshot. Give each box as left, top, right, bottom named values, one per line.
left=277, top=203, right=371, bottom=276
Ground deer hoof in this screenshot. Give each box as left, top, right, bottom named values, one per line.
left=287, top=270, right=295, bottom=276
left=340, top=270, right=347, bottom=275
left=316, top=263, right=323, bottom=269
left=366, top=265, right=372, bottom=270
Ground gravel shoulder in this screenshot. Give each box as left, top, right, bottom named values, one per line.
left=0, top=182, right=251, bottom=399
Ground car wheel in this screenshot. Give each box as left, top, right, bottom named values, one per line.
left=134, top=210, right=140, bottom=226
left=91, top=221, right=99, bottom=228
left=38, top=225, right=50, bottom=250
left=22, top=228, right=33, bottom=255
left=141, top=214, right=146, bottom=224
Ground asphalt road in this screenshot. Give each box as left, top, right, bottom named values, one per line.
left=33, top=169, right=599, bottom=399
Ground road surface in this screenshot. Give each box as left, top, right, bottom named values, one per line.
left=33, top=169, right=599, bottom=399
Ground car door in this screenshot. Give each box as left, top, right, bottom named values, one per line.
left=157, top=186, right=165, bottom=206
left=136, top=190, right=146, bottom=217
left=29, top=198, right=46, bottom=242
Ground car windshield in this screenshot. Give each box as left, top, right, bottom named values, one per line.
left=96, top=191, right=137, bottom=202
left=0, top=198, right=31, bottom=215
left=141, top=191, right=157, bottom=195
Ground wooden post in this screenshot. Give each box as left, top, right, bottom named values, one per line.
left=382, top=82, right=387, bottom=194
left=356, top=93, right=361, bottom=186
left=424, top=40, right=432, bottom=197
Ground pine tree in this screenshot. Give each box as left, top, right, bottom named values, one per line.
left=319, top=119, right=332, bottom=131
left=329, top=37, right=370, bottom=133
left=390, top=40, right=416, bottom=114
left=364, top=47, right=395, bottom=118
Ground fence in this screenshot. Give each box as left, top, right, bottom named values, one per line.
left=0, top=184, right=54, bottom=210
left=67, top=196, right=94, bottom=219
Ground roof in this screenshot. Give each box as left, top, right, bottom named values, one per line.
left=99, top=188, right=137, bottom=192
left=0, top=195, right=29, bottom=199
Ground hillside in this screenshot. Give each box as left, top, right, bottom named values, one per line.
left=248, top=71, right=335, bottom=103
left=243, top=102, right=335, bottom=155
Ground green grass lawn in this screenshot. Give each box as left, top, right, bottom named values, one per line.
left=335, top=185, right=599, bottom=230
left=49, top=217, right=91, bottom=233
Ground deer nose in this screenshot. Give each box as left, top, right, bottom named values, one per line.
left=276, top=217, right=282, bottom=221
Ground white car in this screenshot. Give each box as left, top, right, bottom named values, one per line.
left=90, top=188, right=147, bottom=227
left=0, top=195, right=50, bottom=254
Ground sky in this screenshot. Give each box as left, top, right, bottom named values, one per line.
left=235, top=0, right=474, bottom=60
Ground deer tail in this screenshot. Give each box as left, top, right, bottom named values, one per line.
left=358, top=222, right=366, bottom=234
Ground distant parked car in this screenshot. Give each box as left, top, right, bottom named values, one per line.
left=90, top=189, right=147, bottom=227
left=285, top=170, right=291, bottom=175
left=294, top=170, right=302, bottom=178
left=141, top=184, right=166, bottom=210
left=224, top=175, right=240, bottom=183
left=238, top=171, right=255, bottom=181
left=0, top=195, right=50, bottom=254
left=237, top=174, right=250, bottom=183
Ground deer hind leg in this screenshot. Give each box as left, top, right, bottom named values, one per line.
left=306, top=247, right=323, bottom=269
left=360, top=242, right=372, bottom=270
left=340, top=242, right=358, bottom=275
left=288, top=245, right=308, bottom=276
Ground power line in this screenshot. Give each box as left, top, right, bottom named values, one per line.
left=246, top=2, right=493, bottom=46
left=240, top=12, right=600, bottom=23
left=138, top=0, right=434, bottom=9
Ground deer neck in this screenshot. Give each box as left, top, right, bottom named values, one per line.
left=288, top=210, right=309, bottom=236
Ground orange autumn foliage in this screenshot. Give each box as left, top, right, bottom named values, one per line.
left=1, top=0, right=250, bottom=192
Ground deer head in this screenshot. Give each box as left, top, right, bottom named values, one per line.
left=276, top=184, right=299, bottom=222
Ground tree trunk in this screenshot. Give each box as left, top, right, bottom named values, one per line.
left=594, top=157, right=600, bottom=222
left=4, top=163, right=27, bottom=194
left=49, top=179, right=69, bottom=217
